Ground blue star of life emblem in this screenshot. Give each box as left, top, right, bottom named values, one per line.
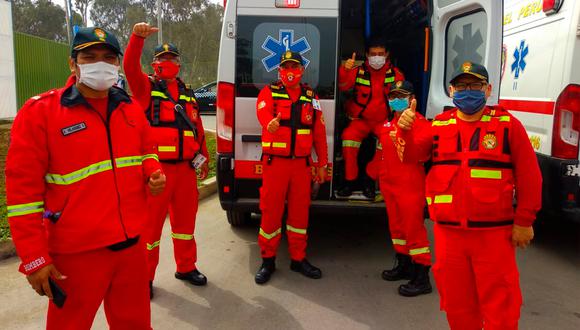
left=261, top=29, right=311, bottom=72
left=511, top=40, right=528, bottom=79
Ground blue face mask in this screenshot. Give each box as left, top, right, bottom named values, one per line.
left=388, top=98, right=410, bottom=112
left=452, top=90, right=487, bottom=115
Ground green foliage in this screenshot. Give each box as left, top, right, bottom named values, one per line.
left=12, top=0, right=83, bottom=42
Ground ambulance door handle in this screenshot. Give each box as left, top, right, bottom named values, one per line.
left=227, top=21, right=235, bottom=39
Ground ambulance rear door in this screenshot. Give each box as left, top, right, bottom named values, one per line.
left=426, top=0, right=503, bottom=118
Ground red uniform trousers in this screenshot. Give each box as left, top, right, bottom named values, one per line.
left=342, top=119, right=384, bottom=181
left=380, top=185, right=431, bottom=266
left=258, top=157, right=311, bottom=261
left=145, top=161, right=199, bottom=281
left=433, top=224, right=522, bottom=330
left=47, top=242, right=150, bottom=330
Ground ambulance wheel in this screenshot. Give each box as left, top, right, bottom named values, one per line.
left=227, top=210, right=251, bottom=226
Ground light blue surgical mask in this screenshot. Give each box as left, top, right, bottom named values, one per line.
left=389, top=98, right=410, bottom=112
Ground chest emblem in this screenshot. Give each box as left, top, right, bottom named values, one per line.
left=61, top=122, right=87, bottom=136
left=482, top=133, right=497, bottom=150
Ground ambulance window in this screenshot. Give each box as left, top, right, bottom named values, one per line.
left=236, top=16, right=337, bottom=99
left=444, top=10, right=488, bottom=92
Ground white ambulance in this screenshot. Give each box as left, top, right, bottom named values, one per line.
left=216, top=0, right=503, bottom=225
left=499, top=0, right=580, bottom=221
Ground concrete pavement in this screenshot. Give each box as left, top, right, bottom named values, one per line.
left=0, top=194, right=579, bottom=329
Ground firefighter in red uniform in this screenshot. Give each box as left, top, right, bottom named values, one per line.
left=397, top=62, right=542, bottom=329
left=6, top=27, right=165, bottom=329
left=337, top=39, right=405, bottom=198
left=254, top=51, right=329, bottom=284
left=124, top=22, right=210, bottom=297
left=366, top=81, right=432, bottom=297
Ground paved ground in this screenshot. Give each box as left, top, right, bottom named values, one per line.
left=0, top=194, right=579, bottom=329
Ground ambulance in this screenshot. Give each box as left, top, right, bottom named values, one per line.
left=215, top=0, right=504, bottom=225
left=499, top=0, right=580, bottom=221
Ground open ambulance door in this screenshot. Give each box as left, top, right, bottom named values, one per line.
left=426, top=0, right=503, bottom=118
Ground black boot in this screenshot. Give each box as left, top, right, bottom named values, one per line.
left=149, top=281, right=154, bottom=300
left=398, top=263, right=432, bottom=297
left=175, top=269, right=208, bottom=286
left=290, top=259, right=322, bottom=279
left=255, top=257, right=276, bottom=284
left=363, top=177, right=376, bottom=199
left=337, top=180, right=355, bottom=197
left=382, top=253, right=412, bottom=281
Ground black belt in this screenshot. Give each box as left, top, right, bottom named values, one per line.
left=437, top=220, right=514, bottom=228
left=160, top=159, right=189, bottom=164
left=107, top=236, right=140, bottom=251
left=262, top=154, right=309, bottom=165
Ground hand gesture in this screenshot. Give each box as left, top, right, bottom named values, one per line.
left=27, top=264, right=66, bottom=299
left=267, top=112, right=282, bottom=134
left=397, top=99, right=417, bottom=131
left=133, top=22, right=159, bottom=38
left=344, top=52, right=357, bottom=71
left=148, top=170, right=166, bottom=196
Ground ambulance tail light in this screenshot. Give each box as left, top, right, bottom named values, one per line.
left=216, top=81, right=234, bottom=153
left=275, top=0, right=300, bottom=8
left=543, top=0, right=563, bottom=15
left=552, top=84, right=580, bottom=159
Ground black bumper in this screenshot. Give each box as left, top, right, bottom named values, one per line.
left=538, top=153, right=580, bottom=222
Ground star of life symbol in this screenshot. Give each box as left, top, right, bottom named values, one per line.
left=511, top=40, right=528, bottom=79
left=262, top=29, right=311, bottom=72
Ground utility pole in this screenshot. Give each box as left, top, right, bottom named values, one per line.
left=64, top=0, right=72, bottom=45
left=157, top=0, right=163, bottom=44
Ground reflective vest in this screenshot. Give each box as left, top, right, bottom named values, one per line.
left=261, top=82, right=316, bottom=158
left=147, top=77, right=200, bottom=161
left=350, top=66, right=396, bottom=118
left=426, top=107, right=516, bottom=228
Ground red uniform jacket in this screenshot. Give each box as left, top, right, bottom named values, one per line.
left=6, top=76, right=161, bottom=274
left=338, top=61, right=405, bottom=122
left=257, top=83, right=328, bottom=166
left=123, top=33, right=209, bottom=161
left=397, top=106, right=542, bottom=227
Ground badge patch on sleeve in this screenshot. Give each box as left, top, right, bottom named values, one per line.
left=61, top=122, right=87, bottom=136
left=312, top=99, right=321, bottom=110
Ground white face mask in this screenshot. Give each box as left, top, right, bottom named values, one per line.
left=78, top=61, right=119, bottom=91
left=368, top=55, right=386, bottom=70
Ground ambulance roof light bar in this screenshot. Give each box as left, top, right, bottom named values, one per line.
left=543, top=0, right=564, bottom=15
left=275, top=0, right=300, bottom=8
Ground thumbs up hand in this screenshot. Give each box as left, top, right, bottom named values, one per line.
left=267, top=112, right=282, bottom=133
left=148, top=170, right=166, bottom=196
left=345, top=52, right=357, bottom=71
left=133, top=22, right=159, bottom=38
left=397, top=99, right=417, bottom=131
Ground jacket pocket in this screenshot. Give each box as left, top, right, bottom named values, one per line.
left=159, top=102, right=176, bottom=122
left=152, top=127, right=179, bottom=160
left=426, top=165, right=459, bottom=221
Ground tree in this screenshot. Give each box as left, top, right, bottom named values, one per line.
left=74, top=0, right=94, bottom=27
left=12, top=0, right=82, bottom=42
left=90, top=0, right=147, bottom=47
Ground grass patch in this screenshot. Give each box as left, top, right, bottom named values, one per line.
left=198, top=132, right=217, bottom=187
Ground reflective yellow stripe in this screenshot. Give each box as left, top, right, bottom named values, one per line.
left=342, top=140, right=362, bottom=148
left=297, top=129, right=311, bottom=135
left=179, top=95, right=192, bottom=102
left=434, top=195, right=453, bottom=204
left=426, top=197, right=432, bottom=205
left=409, top=247, right=431, bottom=256
left=142, top=154, right=159, bottom=162
left=355, top=77, right=371, bottom=86
left=286, top=225, right=307, bottom=235
left=147, top=241, right=160, bottom=250
left=158, top=146, right=176, bottom=152
left=480, top=115, right=491, bottom=122
left=259, top=228, right=282, bottom=240
left=471, top=169, right=502, bottom=179
left=432, top=119, right=457, bottom=127
left=262, top=142, right=271, bottom=148
left=7, top=201, right=44, bottom=218
left=384, top=76, right=395, bottom=84
left=171, top=232, right=194, bottom=240
left=271, top=92, right=290, bottom=99
left=499, top=116, right=511, bottom=122
left=299, top=96, right=312, bottom=103
left=184, top=130, right=195, bottom=137
left=45, top=160, right=113, bottom=185
left=151, top=91, right=168, bottom=99
left=392, top=239, right=407, bottom=246
left=115, top=156, right=143, bottom=168
left=272, top=142, right=287, bottom=148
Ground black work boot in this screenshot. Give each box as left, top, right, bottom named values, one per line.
left=149, top=281, right=154, bottom=299
left=290, top=259, right=322, bottom=279
left=382, top=253, right=413, bottom=281
left=398, top=263, right=432, bottom=297
left=363, top=177, right=376, bottom=199
left=175, top=269, right=208, bottom=286
left=337, top=180, right=355, bottom=197
left=255, top=257, right=276, bottom=284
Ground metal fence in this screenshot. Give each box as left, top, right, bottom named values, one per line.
left=13, top=32, right=70, bottom=108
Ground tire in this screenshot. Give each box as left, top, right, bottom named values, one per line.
left=226, top=210, right=251, bottom=227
